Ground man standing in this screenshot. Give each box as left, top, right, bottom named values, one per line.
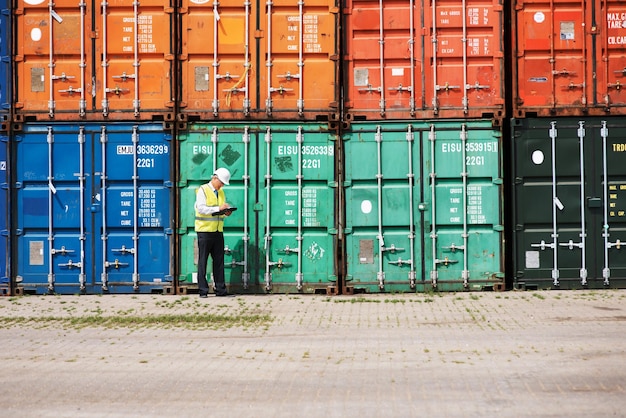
left=195, top=167, right=235, bottom=297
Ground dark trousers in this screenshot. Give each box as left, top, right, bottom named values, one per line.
left=197, top=231, right=227, bottom=295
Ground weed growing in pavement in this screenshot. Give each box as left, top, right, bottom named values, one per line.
left=0, top=312, right=272, bottom=331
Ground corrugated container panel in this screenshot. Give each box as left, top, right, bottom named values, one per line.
left=177, top=122, right=337, bottom=294
left=343, top=121, right=504, bottom=293
left=14, top=122, right=173, bottom=295
left=178, top=0, right=339, bottom=121
left=0, top=132, right=8, bottom=290
left=513, top=0, right=626, bottom=116
left=512, top=117, right=626, bottom=290
left=343, top=0, right=505, bottom=121
left=14, top=0, right=174, bottom=122
left=0, top=0, right=10, bottom=117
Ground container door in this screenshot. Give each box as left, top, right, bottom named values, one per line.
left=0, top=133, right=8, bottom=288
left=95, top=0, right=174, bottom=116
left=515, top=0, right=587, bottom=112
left=513, top=118, right=626, bottom=289
left=261, top=125, right=336, bottom=293
left=178, top=0, right=253, bottom=118
left=0, top=0, right=10, bottom=115
left=178, top=125, right=257, bottom=291
left=425, top=122, right=503, bottom=291
left=259, top=0, right=338, bottom=118
left=344, top=123, right=423, bottom=292
left=344, top=0, right=422, bottom=119
left=424, top=0, right=505, bottom=118
left=15, top=0, right=91, bottom=116
left=14, top=123, right=172, bottom=294
left=15, top=125, right=95, bottom=293
left=177, top=123, right=337, bottom=294
left=97, top=124, right=173, bottom=293
left=601, top=0, right=626, bottom=110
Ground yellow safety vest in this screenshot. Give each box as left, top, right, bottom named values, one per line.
left=195, top=184, right=226, bottom=232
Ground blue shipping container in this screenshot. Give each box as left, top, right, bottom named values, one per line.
left=14, top=123, right=173, bottom=294
left=1, top=132, right=8, bottom=290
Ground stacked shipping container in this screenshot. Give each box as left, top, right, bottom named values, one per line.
left=6, top=0, right=626, bottom=295
left=12, top=0, right=176, bottom=295
left=511, top=0, right=626, bottom=289
left=0, top=0, right=9, bottom=294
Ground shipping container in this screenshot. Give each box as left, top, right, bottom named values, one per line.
left=343, top=0, right=505, bottom=121
left=0, top=131, right=8, bottom=293
left=13, top=122, right=173, bottom=294
left=177, top=0, right=339, bottom=121
left=512, top=0, right=626, bottom=116
left=13, top=0, right=175, bottom=121
left=0, top=0, right=11, bottom=119
left=512, top=117, right=626, bottom=289
left=177, top=122, right=337, bottom=294
left=343, top=121, right=504, bottom=292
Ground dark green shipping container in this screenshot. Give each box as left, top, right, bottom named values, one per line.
left=512, top=117, right=626, bottom=290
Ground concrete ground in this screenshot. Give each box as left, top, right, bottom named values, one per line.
left=0, top=289, right=625, bottom=418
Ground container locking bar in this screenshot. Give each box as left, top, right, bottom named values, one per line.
left=47, top=127, right=55, bottom=293
left=601, top=121, right=611, bottom=286
left=241, top=127, right=250, bottom=288
left=264, top=127, right=273, bottom=290
left=100, top=127, right=109, bottom=291
left=375, top=126, right=385, bottom=289
left=429, top=125, right=438, bottom=287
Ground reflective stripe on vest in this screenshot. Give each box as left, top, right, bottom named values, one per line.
left=195, top=184, right=225, bottom=232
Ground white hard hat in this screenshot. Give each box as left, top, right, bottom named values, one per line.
left=213, top=167, right=231, bottom=185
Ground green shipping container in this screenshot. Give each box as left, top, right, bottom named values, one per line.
left=178, top=122, right=337, bottom=294
left=343, top=121, right=504, bottom=292
left=512, top=118, right=626, bottom=290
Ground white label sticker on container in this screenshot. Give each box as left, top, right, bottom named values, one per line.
left=531, top=150, right=545, bottom=165
left=534, top=12, right=545, bottom=23
left=361, top=200, right=372, bottom=214
left=0, top=161, right=5, bottom=170
left=525, top=251, right=540, bottom=269
left=391, top=68, right=404, bottom=76
left=31, top=28, right=42, bottom=42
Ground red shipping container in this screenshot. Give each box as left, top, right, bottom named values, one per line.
left=14, top=0, right=175, bottom=121
left=177, top=0, right=340, bottom=121
left=344, top=0, right=505, bottom=121
left=513, top=0, right=626, bottom=116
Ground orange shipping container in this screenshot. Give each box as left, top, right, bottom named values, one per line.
left=177, top=0, right=339, bottom=121
left=343, top=0, right=505, bottom=121
left=513, top=0, right=626, bottom=116
left=14, top=0, right=174, bottom=121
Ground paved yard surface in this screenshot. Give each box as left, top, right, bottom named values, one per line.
left=1, top=290, right=625, bottom=417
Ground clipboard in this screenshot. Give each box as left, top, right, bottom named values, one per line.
left=211, top=207, right=237, bottom=216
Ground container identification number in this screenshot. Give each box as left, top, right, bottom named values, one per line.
left=278, top=145, right=334, bottom=156
left=116, top=144, right=169, bottom=155
left=441, top=142, right=498, bottom=153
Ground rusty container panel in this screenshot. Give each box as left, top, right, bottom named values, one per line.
left=178, top=0, right=339, bottom=120
left=344, top=0, right=504, bottom=121
left=513, top=0, right=626, bottom=116
left=14, top=0, right=174, bottom=121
